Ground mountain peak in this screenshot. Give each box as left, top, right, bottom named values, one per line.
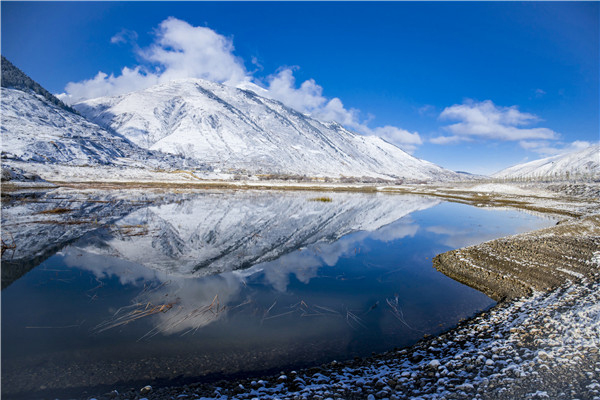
left=1, top=56, right=79, bottom=115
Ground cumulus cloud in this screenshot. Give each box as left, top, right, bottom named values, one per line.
left=265, top=67, right=364, bottom=132
left=519, top=140, right=593, bottom=157
left=432, top=100, right=559, bottom=144
left=59, top=17, right=422, bottom=152
left=264, top=67, right=421, bottom=152
left=61, top=67, right=160, bottom=103
left=141, top=17, right=248, bottom=85
left=266, top=67, right=327, bottom=114
left=59, top=17, right=249, bottom=103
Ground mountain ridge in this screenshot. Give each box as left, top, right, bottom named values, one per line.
left=493, top=145, right=599, bottom=181
left=75, top=78, right=461, bottom=181
left=1, top=55, right=79, bottom=115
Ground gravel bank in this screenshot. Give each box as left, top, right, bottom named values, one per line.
left=433, top=215, right=600, bottom=301
left=89, top=214, right=600, bottom=400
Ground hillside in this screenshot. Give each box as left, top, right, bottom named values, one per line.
left=75, top=78, right=460, bottom=182
left=493, top=145, right=599, bottom=181
left=1, top=57, right=202, bottom=175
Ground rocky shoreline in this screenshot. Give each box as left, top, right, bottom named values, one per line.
left=88, top=213, right=600, bottom=400
left=433, top=215, right=600, bottom=301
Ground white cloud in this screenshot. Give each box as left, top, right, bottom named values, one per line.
left=140, top=17, right=248, bottom=85
left=59, top=17, right=249, bottom=103
left=265, top=67, right=363, bottom=132
left=59, top=17, right=422, bottom=152
left=266, top=67, right=327, bottom=114
left=417, top=104, right=436, bottom=116
left=518, top=140, right=592, bottom=157
left=60, top=67, right=160, bottom=103
left=264, top=67, right=422, bottom=151
left=372, top=126, right=422, bottom=153
left=432, top=100, right=559, bottom=144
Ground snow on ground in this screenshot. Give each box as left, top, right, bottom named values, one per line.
left=462, top=183, right=547, bottom=196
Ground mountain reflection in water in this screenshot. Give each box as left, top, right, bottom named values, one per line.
left=1, top=189, right=555, bottom=399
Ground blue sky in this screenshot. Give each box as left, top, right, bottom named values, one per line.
left=2, top=2, right=598, bottom=174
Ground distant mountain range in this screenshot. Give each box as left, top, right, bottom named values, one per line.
left=493, top=145, right=599, bottom=181
left=1, top=56, right=597, bottom=183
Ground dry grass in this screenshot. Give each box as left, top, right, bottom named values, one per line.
left=386, top=296, right=419, bottom=331
left=52, top=180, right=380, bottom=193
left=115, top=224, right=150, bottom=237
left=37, top=207, right=72, bottom=215
left=139, top=294, right=246, bottom=339
left=309, top=196, right=333, bottom=202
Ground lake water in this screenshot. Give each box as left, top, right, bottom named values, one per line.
left=1, top=189, right=556, bottom=398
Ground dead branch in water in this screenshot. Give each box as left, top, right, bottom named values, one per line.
left=93, top=300, right=177, bottom=333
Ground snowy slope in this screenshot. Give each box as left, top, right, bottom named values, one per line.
left=493, top=145, right=599, bottom=180
left=2, top=87, right=135, bottom=165
left=0, top=87, right=203, bottom=171
left=75, top=78, right=459, bottom=181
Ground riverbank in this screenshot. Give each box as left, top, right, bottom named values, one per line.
left=86, top=197, right=600, bottom=399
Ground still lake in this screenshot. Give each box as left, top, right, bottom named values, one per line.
left=1, top=189, right=556, bottom=398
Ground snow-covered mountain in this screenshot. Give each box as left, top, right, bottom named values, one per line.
left=493, top=145, right=599, bottom=181
left=1, top=58, right=203, bottom=173
left=75, top=78, right=459, bottom=181
left=2, top=87, right=136, bottom=165
left=0, top=87, right=208, bottom=172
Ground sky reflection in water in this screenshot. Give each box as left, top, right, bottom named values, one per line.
left=1, top=191, right=556, bottom=397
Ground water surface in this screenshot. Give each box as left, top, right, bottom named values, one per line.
left=1, top=189, right=555, bottom=398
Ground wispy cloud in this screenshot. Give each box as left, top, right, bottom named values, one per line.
left=58, top=17, right=421, bottom=153
left=429, top=135, right=465, bottom=145
left=431, top=99, right=559, bottom=144
left=110, top=29, right=138, bottom=45
left=417, top=104, right=436, bottom=116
